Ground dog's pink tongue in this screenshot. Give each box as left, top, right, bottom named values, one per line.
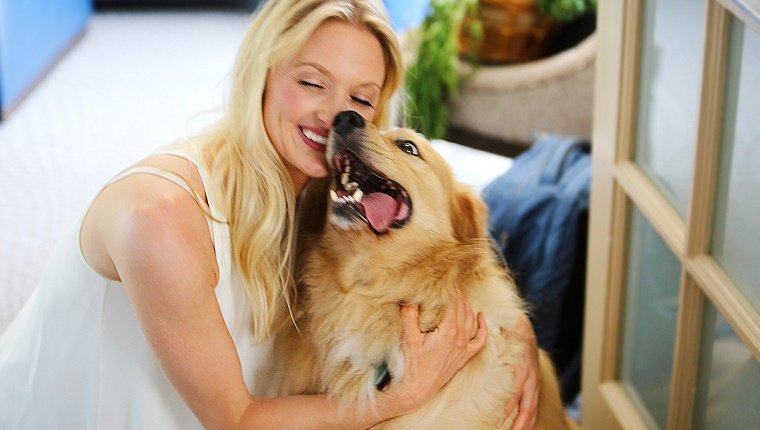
left=361, top=192, right=397, bottom=232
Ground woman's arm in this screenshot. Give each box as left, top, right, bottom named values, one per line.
left=237, top=296, right=487, bottom=430
left=91, top=173, right=487, bottom=429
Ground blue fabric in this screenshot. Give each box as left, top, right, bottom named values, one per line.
left=482, top=134, right=591, bottom=402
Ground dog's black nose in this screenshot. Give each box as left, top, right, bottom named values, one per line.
left=333, top=111, right=365, bottom=137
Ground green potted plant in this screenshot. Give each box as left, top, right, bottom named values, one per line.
left=404, top=0, right=596, bottom=139
left=459, top=0, right=597, bottom=64
left=538, top=0, right=597, bottom=22
left=404, top=0, right=478, bottom=139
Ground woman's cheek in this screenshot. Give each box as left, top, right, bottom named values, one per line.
left=280, top=85, right=313, bottom=118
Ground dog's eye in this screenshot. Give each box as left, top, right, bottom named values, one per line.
left=396, top=140, right=420, bottom=156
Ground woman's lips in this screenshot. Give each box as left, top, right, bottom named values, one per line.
left=300, top=126, right=328, bottom=152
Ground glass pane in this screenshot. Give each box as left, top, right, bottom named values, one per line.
left=620, top=207, right=682, bottom=429
left=711, top=18, right=760, bottom=313
left=634, top=0, right=704, bottom=217
left=693, top=303, right=760, bottom=429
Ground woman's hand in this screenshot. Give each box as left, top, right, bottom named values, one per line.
left=386, top=290, right=487, bottom=414
left=501, top=313, right=540, bottom=430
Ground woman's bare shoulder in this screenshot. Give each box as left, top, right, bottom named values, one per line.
left=80, top=153, right=216, bottom=283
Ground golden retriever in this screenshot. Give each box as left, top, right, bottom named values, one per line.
left=272, top=111, right=577, bottom=429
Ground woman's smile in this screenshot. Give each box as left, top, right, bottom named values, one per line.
left=300, top=126, right=328, bottom=151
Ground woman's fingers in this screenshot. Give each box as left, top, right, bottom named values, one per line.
left=500, top=387, right=519, bottom=428
left=423, top=291, right=486, bottom=355
left=467, top=312, right=487, bottom=356
left=454, top=289, right=487, bottom=357
left=456, top=289, right=467, bottom=329
left=392, top=293, right=489, bottom=414
left=436, top=290, right=463, bottom=338
left=511, top=368, right=539, bottom=430
left=507, top=361, right=530, bottom=429
left=508, top=316, right=541, bottom=430
left=400, top=303, right=421, bottom=339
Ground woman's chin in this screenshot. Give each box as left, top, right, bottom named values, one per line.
left=300, top=163, right=330, bottom=181
left=308, top=169, right=329, bottom=179
left=307, top=160, right=330, bottom=178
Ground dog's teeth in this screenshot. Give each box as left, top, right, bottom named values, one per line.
left=330, top=189, right=360, bottom=205
left=345, top=181, right=359, bottom=191
left=341, top=172, right=350, bottom=185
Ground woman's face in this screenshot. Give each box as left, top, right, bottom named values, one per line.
left=263, top=21, right=386, bottom=192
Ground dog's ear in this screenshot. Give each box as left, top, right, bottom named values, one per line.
left=450, top=183, right=489, bottom=243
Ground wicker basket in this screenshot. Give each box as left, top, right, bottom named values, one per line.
left=459, top=0, right=558, bottom=64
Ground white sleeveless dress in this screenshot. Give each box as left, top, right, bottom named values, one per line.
left=0, top=145, right=277, bottom=429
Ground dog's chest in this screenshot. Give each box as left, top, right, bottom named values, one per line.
left=307, top=293, right=401, bottom=359
left=302, top=291, right=405, bottom=397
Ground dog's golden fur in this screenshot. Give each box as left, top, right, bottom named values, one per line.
left=272, top=118, right=576, bottom=429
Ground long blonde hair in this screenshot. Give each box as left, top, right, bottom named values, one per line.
left=196, top=0, right=403, bottom=342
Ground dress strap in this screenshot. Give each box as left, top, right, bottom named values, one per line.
left=108, top=166, right=199, bottom=203
left=106, top=166, right=215, bottom=245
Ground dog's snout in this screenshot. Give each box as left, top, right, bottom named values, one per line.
left=333, top=111, right=365, bottom=137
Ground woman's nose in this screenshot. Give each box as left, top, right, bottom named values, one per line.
left=318, top=93, right=356, bottom=128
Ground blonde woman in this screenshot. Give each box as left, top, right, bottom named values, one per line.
left=0, top=1, right=539, bottom=428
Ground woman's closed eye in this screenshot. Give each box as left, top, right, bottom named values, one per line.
left=297, top=75, right=375, bottom=109
left=299, top=79, right=325, bottom=89
left=351, top=96, right=374, bottom=108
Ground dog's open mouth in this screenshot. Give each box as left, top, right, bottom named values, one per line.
left=329, top=150, right=412, bottom=235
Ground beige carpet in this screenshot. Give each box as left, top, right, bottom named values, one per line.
left=0, top=10, right=512, bottom=333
